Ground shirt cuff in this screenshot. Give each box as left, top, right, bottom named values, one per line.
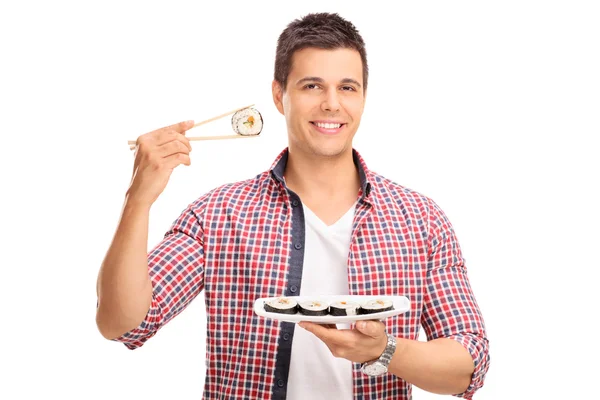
left=111, top=294, right=163, bottom=350
left=449, top=332, right=490, bottom=399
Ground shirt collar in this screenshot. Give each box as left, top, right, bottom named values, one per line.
left=269, top=148, right=375, bottom=205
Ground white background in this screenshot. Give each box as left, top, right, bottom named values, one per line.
left=1, top=1, right=598, bottom=399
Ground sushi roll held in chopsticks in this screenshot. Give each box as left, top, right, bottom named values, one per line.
left=231, top=107, right=263, bottom=136
left=127, top=104, right=261, bottom=149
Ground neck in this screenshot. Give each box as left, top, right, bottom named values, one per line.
left=283, top=148, right=360, bottom=199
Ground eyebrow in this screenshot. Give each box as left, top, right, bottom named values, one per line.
left=296, top=76, right=362, bottom=88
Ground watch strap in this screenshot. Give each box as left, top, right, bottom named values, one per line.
left=378, top=333, right=396, bottom=367
left=361, top=333, right=396, bottom=371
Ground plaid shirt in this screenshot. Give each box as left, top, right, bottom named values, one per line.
left=114, top=148, right=490, bottom=399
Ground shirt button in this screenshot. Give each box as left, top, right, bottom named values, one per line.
left=294, top=243, right=302, bottom=250
left=283, top=333, right=290, bottom=340
left=292, top=200, right=299, bottom=207
left=277, top=379, right=285, bottom=387
left=290, top=285, right=298, bottom=293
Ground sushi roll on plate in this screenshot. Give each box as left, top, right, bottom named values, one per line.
left=298, top=300, right=329, bottom=316
left=231, top=107, right=263, bottom=136
left=264, top=297, right=298, bottom=315
left=329, top=300, right=360, bottom=316
left=254, top=295, right=409, bottom=324
left=360, top=298, right=394, bottom=314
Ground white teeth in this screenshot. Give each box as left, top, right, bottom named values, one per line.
left=315, top=122, right=342, bottom=129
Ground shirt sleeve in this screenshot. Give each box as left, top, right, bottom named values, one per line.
left=111, top=204, right=206, bottom=350
left=420, top=199, right=490, bottom=399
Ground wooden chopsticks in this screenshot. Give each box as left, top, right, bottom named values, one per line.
left=191, top=104, right=255, bottom=129
left=128, top=104, right=257, bottom=150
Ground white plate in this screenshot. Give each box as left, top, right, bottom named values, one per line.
left=254, top=295, right=410, bottom=324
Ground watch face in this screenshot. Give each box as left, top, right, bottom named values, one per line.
left=363, top=362, right=387, bottom=376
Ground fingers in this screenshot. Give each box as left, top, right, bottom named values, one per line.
left=155, top=130, right=192, bottom=150
left=158, top=120, right=195, bottom=135
left=298, top=322, right=337, bottom=342
left=299, top=321, right=384, bottom=339
left=299, top=322, right=327, bottom=341
left=133, top=120, right=193, bottom=147
left=158, top=137, right=192, bottom=158
left=133, top=120, right=193, bottom=151
left=131, top=122, right=193, bottom=173
left=299, top=320, right=389, bottom=362
left=163, top=152, right=191, bottom=169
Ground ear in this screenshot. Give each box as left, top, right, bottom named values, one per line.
left=272, top=80, right=285, bottom=115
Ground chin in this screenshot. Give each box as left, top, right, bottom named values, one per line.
left=308, top=143, right=350, bottom=158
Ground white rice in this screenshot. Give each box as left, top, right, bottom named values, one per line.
left=361, top=298, right=393, bottom=312
left=266, top=297, right=297, bottom=311
left=231, top=108, right=263, bottom=136
left=299, top=300, right=328, bottom=312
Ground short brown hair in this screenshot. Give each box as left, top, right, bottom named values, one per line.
left=274, top=12, right=368, bottom=92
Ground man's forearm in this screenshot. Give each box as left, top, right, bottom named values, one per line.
left=95, top=196, right=153, bottom=340
left=388, top=337, right=474, bottom=395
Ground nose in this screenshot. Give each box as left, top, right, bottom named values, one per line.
left=321, top=87, right=340, bottom=113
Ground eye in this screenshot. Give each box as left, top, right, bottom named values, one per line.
left=303, top=83, right=320, bottom=90
left=341, top=85, right=356, bottom=91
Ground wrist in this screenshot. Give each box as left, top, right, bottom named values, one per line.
left=370, top=333, right=389, bottom=361
left=361, top=333, right=397, bottom=377
left=124, top=191, right=153, bottom=212
left=385, top=337, right=411, bottom=377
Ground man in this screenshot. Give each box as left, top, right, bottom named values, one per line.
left=96, top=12, right=490, bottom=400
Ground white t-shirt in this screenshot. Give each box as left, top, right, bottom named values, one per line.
left=286, top=202, right=356, bottom=400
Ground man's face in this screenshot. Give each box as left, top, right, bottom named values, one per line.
left=272, top=47, right=366, bottom=159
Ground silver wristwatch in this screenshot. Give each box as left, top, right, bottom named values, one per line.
left=361, top=333, right=397, bottom=377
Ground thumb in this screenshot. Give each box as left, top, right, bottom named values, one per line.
left=355, top=320, right=386, bottom=338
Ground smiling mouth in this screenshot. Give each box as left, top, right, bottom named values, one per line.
left=310, top=122, right=346, bottom=129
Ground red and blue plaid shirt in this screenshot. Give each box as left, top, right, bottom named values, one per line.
left=114, top=148, right=490, bottom=399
